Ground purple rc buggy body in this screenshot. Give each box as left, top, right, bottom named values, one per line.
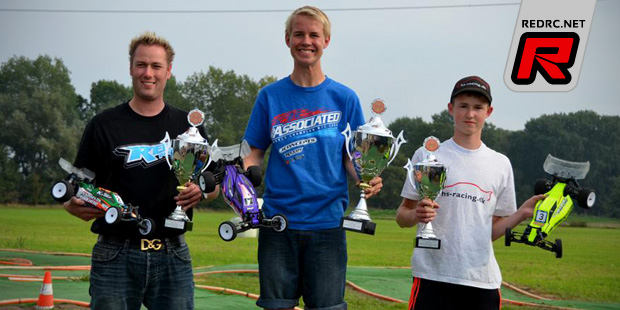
left=199, top=141, right=288, bottom=241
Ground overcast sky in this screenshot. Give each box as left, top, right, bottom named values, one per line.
left=1, top=0, right=618, bottom=131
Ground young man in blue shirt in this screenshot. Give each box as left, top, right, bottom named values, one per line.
left=243, top=6, right=382, bottom=310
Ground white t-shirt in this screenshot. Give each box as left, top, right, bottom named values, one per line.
left=401, top=138, right=516, bottom=289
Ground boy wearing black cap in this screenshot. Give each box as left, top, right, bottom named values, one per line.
left=395, top=76, right=545, bottom=310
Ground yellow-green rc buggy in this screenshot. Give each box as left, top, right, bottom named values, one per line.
left=505, top=154, right=595, bottom=258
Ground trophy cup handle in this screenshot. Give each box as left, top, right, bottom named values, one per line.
left=204, top=139, right=219, bottom=172
left=404, top=159, right=416, bottom=188
left=387, top=130, right=406, bottom=166
left=341, top=123, right=354, bottom=161
left=161, top=132, right=173, bottom=169
left=209, top=139, right=222, bottom=162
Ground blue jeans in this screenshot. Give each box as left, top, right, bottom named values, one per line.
left=256, top=227, right=348, bottom=310
left=89, top=238, right=194, bottom=310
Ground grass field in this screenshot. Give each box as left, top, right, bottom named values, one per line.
left=1, top=205, right=619, bottom=309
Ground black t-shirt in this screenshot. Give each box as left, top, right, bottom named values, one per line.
left=75, top=102, right=210, bottom=238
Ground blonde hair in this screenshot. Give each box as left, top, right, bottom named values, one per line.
left=128, top=31, right=175, bottom=65
left=285, top=6, right=331, bottom=39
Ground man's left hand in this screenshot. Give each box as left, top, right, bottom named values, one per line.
left=177, top=182, right=202, bottom=211
left=363, top=176, right=383, bottom=199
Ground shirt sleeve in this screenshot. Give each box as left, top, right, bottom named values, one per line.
left=243, top=90, right=271, bottom=150
left=493, top=157, right=517, bottom=217
left=348, top=93, right=365, bottom=129
left=74, top=118, right=104, bottom=181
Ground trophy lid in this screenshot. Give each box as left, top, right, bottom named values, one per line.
left=188, top=108, right=205, bottom=127
left=418, top=136, right=441, bottom=164
left=357, top=98, right=394, bottom=138
left=177, top=109, right=209, bottom=145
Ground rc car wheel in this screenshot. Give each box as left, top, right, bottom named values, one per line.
left=219, top=221, right=237, bottom=242
left=534, top=179, right=551, bottom=195
left=577, top=188, right=596, bottom=209
left=138, top=218, right=155, bottom=236
left=271, top=214, right=288, bottom=233
left=246, top=166, right=262, bottom=187
left=198, top=171, right=216, bottom=193
left=51, top=180, right=74, bottom=202
left=505, top=228, right=512, bottom=247
left=105, top=207, right=121, bottom=225
left=554, top=239, right=563, bottom=259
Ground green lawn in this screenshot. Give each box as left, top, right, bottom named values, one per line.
left=1, top=205, right=619, bottom=309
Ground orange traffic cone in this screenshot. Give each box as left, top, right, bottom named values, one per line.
left=36, top=271, right=54, bottom=309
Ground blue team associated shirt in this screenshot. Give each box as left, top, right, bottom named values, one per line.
left=244, top=76, right=365, bottom=230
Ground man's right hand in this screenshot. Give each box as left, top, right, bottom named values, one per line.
left=64, top=197, right=104, bottom=221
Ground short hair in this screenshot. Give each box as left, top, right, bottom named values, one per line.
left=285, top=6, right=331, bottom=39
left=128, top=31, right=175, bottom=65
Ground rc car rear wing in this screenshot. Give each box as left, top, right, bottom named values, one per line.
left=543, top=154, right=590, bottom=180
left=210, top=140, right=251, bottom=162
left=58, top=158, right=95, bottom=182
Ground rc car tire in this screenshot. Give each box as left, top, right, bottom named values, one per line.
left=198, top=171, right=216, bottom=193
left=534, top=179, right=551, bottom=195
left=51, top=180, right=74, bottom=203
left=219, top=221, right=237, bottom=242
left=555, top=239, right=563, bottom=259
left=505, top=228, right=512, bottom=247
left=272, top=214, right=288, bottom=233
left=138, top=218, right=155, bottom=236
left=246, top=166, right=262, bottom=187
left=105, top=207, right=121, bottom=225
left=577, top=188, right=596, bottom=209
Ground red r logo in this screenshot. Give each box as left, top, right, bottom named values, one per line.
left=511, top=32, right=580, bottom=85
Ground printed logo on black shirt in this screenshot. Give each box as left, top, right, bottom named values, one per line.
left=113, top=142, right=169, bottom=168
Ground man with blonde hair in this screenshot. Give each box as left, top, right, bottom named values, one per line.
left=243, top=6, right=382, bottom=310
left=64, top=31, right=216, bottom=310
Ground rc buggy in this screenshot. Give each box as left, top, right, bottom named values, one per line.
left=199, top=141, right=288, bottom=241
left=505, top=154, right=595, bottom=258
left=51, top=158, right=155, bottom=236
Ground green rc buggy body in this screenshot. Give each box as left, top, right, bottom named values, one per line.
left=505, top=154, right=595, bottom=258
left=51, top=158, right=155, bottom=236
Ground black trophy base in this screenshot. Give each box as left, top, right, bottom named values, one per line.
left=415, top=236, right=440, bottom=249
left=164, top=218, right=193, bottom=231
left=341, top=217, right=376, bottom=235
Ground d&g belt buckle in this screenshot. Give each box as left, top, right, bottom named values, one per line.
left=140, top=239, right=163, bottom=251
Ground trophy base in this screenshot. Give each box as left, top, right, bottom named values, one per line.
left=164, top=218, right=193, bottom=231
left=415, top=236, right=441, bottom=249
left=341, top=217, right=376, bottom=235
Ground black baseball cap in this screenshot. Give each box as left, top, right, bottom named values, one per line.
left=450, top=76, right=492, bottom=104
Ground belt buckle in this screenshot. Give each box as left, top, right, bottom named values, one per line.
left=140, top=239, right=162, bottom=251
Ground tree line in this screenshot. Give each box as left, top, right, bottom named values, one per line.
left=1, top=55, right=618, bottom=217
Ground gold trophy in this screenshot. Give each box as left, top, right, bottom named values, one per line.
left=404, top=136, right=447, bottom=249
left=162, top=109, right=213, bottom=231
left=341, top=99, right=406, bottom=235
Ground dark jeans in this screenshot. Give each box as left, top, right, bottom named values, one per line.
left=89, top=238, right=194, bottom=310
left=256, top=227, right=348, bottom=310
